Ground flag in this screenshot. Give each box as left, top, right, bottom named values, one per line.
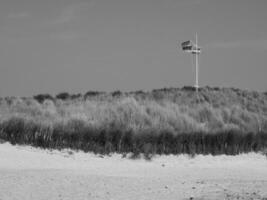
left=181, top=40, right=201, bottom=54
left=181, top=41, right=192, bottom=47
left=181, top=40, right=193, bottom=52
left=182, top=46, right=193, bottom=51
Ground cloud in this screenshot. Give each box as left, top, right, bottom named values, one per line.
left=7, top=12, right=30, bottom=20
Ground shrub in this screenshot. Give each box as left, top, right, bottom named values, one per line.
left=84, top=91, right=105, bottom=98
left=182, top=86, right=196, bottom=91
left=34, top=94, right=54, bottom=103
left=111, top=90, right=122, bottom=97
left=56, top=92, right=70, bottom=100
left=70, top=93, right=82, bottom=100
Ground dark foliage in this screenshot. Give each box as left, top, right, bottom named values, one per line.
left=84, top=91, right=105, bottom=98
left=0, top=117, right=266, bottom=156
left=70, top=93, right=82, bottom=100
left=111, top=90, right=122, bottom=97
left=131, top=90, right=146, bottom=95
left=182, top=86, right=197, bottom=91
left=34, top=94, right=54, bottom=103
left=56, top=92, right=70, bottom=100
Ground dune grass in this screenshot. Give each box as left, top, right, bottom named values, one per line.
left=0, top=87, right=267, bottom=156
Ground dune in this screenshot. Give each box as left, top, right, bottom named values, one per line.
left=0, top=142, right=267, bottom=200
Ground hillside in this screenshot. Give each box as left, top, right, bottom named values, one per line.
left=0, top=86, right=267, bottom=156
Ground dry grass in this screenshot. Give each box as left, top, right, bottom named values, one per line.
left=0, top=87, right=267, bottom=155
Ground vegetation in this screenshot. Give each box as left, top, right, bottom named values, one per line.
left=0, top=87, right=267, bottom=157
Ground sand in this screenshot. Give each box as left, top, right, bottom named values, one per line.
left=0, top=142, right=267, bottom=200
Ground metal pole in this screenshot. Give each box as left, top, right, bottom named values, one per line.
left=195, top=33, right=199, bottom=93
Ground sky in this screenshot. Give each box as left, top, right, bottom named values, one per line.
left=0, top=0, right=267, bottom=97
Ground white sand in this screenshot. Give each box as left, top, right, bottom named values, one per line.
left=0, top=142, right=267, bottom=200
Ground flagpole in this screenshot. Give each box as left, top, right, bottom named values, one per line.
left=195, top=33, right=199, bottom=94
left=180, top=35, right=201, bottom=96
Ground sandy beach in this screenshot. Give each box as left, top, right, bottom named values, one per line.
left=0, top=142, right=267, bottom=200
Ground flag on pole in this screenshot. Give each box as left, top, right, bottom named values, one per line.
left=181, top=40, right=201, bottom=54
left=180, top=34, right=202, bottom=93
left=181, top=40, right=193, bottom=52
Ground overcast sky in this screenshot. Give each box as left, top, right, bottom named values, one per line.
left=0, top=0, right=267, bottom=96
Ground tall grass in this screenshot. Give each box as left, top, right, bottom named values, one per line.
left=0, top=87, right=267, bottom=156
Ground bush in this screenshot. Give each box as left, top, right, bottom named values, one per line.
left=70, top=93, right=82, bottom=100
left=112, top=90, right=122, bottom=97
left=56, top=92, right=70, bottom=100
left=84, top=91, right=105, bottom=98
left=182, top=86, right=196, bottom=91
left=34, top=94, right=54, bottom=103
